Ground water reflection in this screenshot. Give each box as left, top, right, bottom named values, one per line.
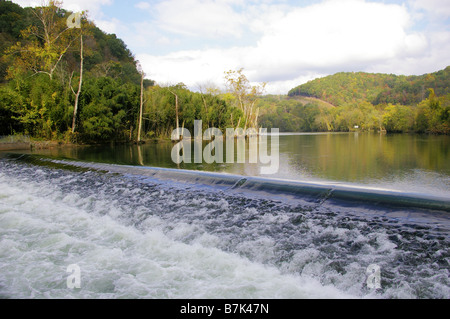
left=28, top=133, right=450, bottom=196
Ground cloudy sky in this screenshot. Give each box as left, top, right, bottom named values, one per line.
left=12, top=0, right=450, bottom=94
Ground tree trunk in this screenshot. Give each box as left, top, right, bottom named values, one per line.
left=175, top=94, right=179, bottom=133
left=72, top=35, right=83, bottom=134
left=254, top=108, right=260, bottom=129
left=201, top=94, right=209, bottom=129
left=168, top=89, right=180, bottom=138
left=137, top=70, right=144, bottom=143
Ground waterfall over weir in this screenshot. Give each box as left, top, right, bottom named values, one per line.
left=13, top=153, right=450, bottom=214
left=0, top=153, right=449, bottom=299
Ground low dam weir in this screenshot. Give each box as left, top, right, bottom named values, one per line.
left=16, top=153, right=449, bottom=214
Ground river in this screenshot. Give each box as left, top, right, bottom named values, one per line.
left=0, top=133, right=448, bottom=299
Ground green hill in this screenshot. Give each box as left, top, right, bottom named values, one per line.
left=258, top=68, right=450, bottom=134
left=288, top=67, right=450, bottom=107
left=0, top=1, right=146, bottom=85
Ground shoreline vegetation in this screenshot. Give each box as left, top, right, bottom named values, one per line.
left=0, top=1, right=449, bottom=149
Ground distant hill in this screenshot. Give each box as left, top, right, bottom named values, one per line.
left=261, top=67, right=450, bottom=134
left=288, top=67, right=450, bottom=106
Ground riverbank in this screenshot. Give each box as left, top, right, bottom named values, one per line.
left=0, top=138, right=84, bottom=152
left=0, top=135, right=30, bottom=151
left=0, top=142, right=31, bottom=151
left=0, top=137, right=175, bottom=152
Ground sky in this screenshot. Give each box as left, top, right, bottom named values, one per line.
left=11, top=0, right=450, bottom=94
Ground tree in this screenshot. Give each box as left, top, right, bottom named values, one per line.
left=224, top=68, right=266, bottom=130
left=0, top=85, right=24, bottom=135
left=69, top=33, right=84, bottom=134
left=383, top=104, right=413, bottom=133
left=6, top=1, right=79, bottom=80
left=427, top=88, right=440, bottom=110
left=414, top=89, right=450, bottom=134
left=167, top=87, right=180, bottom=136
left=137, top=62, right=145, bottom=143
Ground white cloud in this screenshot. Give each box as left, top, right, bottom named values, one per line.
left=412, top=0, right=450, bottom=18
left=139, top=0, right=442, bottom=94
left=130, top=22, right=182, bottom=48
left=366, top=31, right=450, bottom=76
left=95, top=17, right=124, bottom=35
left=249, top=0, right=425, bottom=73
left=153, top=0, right=245, bottom=38
left=137, top=47, right=247, bottom=89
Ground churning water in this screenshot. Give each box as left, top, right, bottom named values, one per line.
left=0, top=154, right=448, bottom=299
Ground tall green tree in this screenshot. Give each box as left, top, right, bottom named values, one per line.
left=6, top=1, right=79, bottom=80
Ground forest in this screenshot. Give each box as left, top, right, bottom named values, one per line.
left=0, top=0, right=144, bottom=141
left=284, top=68, right=450, bottom=134
left=0, top=0, right=449, bottom=143
left=0, top=1, right=258, bottom=142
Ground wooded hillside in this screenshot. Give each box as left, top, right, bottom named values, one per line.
left=280, top=67, right=450, bottom=134
left=288, top=67, right=450, bottom=107
left=0, top=1, right=256, bottom=141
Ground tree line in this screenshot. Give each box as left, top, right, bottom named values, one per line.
left=0, top=1, right=263, bottom=142
left=0, top=1, right=144, bottom=141
left=259, top=89, right=449, bottom=134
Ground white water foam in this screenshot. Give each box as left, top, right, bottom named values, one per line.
left=0, top=170, right=356, bottom=299
left=1, top=158, right=448, bottom=299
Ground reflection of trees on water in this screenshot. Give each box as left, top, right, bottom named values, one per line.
left=30, top=134, right=449, bottom=190
left=281, top=133, right=450, bottom=182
